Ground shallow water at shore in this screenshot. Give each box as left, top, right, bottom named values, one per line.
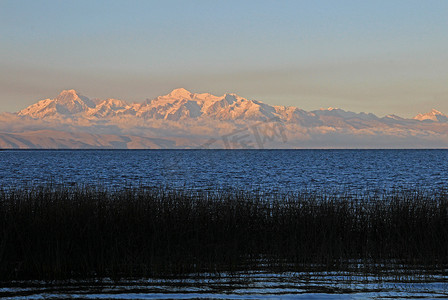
left=2, top=271, right=447, bottom=299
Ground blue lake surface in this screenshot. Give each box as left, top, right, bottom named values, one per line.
left=2, top=149, right=448, bottom=299
left=1, top=149, right=447, bottom=193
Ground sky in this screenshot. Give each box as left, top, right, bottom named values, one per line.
left=1, top=0, right=447, bottom=117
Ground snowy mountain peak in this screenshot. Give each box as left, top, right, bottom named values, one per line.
left=414, top=109, right=448, bottom=122
left=56, top=89, right=95, bottom=108
left=57, top=89, right=78, bottom=99
left=167, top=88, right=193, bottom=99
left=430, top=108, right=443, bottom=115
left=18, top=89, right=96, bottom=118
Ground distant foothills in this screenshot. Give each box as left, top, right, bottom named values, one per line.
left=1, top=88, right=448, bottom=149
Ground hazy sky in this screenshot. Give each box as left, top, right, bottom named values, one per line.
left=1, top=0, right=447, bottom=117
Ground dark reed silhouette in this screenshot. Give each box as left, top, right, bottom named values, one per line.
left=0, top=186, right=447, bottom=280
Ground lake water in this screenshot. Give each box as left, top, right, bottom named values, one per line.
left=1, top=149, right=448, bottom=299
left=1, top=149, right=448, bottom=193
left=2, top=271, right=447, bottom=299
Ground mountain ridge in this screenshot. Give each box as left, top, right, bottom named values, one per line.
left=2, top=88, right=448, bottom=149
left=17, top=89, right=446, bottom=123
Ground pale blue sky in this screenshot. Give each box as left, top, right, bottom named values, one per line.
left=1, top=0, right=447, bottom=116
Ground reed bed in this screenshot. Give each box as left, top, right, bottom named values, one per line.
left=0, top=186, right=447, bottom=280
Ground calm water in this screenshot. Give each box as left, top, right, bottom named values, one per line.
left=2, top=271, right=448, bottom=299
left=1, top=149, right=447, bottom=192
left=2, top=149, right=448, bottom=299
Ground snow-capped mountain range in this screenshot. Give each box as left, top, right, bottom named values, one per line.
left=1, top=88, right=448, bottom=148
left=17, top=88, right=308, bottom=122
left=413, top=109, right=448, bottom=122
